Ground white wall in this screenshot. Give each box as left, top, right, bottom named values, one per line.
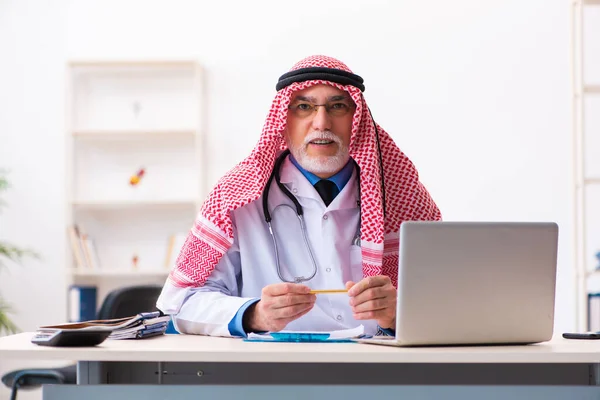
left=0, top=0, right=582, bottom=399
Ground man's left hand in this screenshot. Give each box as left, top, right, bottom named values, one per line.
left=346, top=276, right=396, bottom=329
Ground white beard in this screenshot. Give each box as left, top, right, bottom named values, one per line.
left=288, top=130, right=350, bottom=176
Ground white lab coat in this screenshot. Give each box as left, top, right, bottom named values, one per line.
left=159, top=155, right=378, bottom=337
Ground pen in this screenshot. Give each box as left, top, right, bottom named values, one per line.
left=309, top=289, right=348, bottom=294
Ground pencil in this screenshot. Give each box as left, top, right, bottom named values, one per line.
left=309, top=289, right=348, bottom=294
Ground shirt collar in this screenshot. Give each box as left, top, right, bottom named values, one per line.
left=289, top=154, right=354, bottom=192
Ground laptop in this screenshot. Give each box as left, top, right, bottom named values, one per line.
left=359, top=221, right=558, bottom=347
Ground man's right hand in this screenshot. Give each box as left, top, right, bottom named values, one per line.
left=243, top=283, right=316, bottom=332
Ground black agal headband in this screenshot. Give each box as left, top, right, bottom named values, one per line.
left=276, top=67, right=365, bottom=92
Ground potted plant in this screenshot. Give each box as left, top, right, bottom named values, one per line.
left=0, top=172, right=39, bottom=334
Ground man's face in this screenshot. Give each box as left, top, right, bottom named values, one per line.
left=284, top=84, right=355, bottom=178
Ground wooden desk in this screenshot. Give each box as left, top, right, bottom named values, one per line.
left=1, top=333, right=600, bottom=400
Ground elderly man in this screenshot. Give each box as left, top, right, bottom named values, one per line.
left=156, top=55, right=441, bottom=337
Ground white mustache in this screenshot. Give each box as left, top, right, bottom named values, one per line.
left=303, top=131, right=341, bottom=146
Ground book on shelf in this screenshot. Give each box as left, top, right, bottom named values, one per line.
left=164, top=233, right=188, bottom=268
left=80, top=232, right=100, bottom=269
left=68, top=224, right=100, bottom=269
left=67, top=225, right=85, bottom=269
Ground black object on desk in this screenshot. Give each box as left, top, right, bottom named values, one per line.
left=31, top=328, right=111, bottom=347
left=562, top=332, right=600, bottom=339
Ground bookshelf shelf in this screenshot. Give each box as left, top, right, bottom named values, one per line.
left=69, top=60, right=198, bottom=68
left=65, top=59, right=204, bottom=321
left=70, top=269, right=170, bottom=278
left=73, top=129, right=198, bottom=140
left=584, top=85, right=600, bottom=94
left=586, top=269, right=600, bottom=278
left=72, top=199, right=200, bottom=210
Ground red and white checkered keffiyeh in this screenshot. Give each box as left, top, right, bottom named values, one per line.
left=167, top=55, right=441, bottom=290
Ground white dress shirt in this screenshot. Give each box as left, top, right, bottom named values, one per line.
left=166, top=155, right=378, bottom=337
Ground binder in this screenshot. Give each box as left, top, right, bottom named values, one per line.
left=587, top=293, right=600, bottom=332
left=67, top=285, right=97, bottom=323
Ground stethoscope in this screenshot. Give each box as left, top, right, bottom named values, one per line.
left=262, top=149, right=361, bottom=283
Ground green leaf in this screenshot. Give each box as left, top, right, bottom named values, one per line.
left=0, top=300, right=19, bottom=335
left=0, top=169, right=37, bottom=335
left=0, top=174, right=7, bottom=210
left=0, top=242, right=40, bottom=269
left=0, top=174, right=8, bottom=191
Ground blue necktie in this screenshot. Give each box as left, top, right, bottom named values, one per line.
left=314, top=179, right=338, bottom=206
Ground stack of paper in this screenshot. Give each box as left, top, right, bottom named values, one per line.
left=37, top=311, right=171, bottom=340
left=245, top=325, right=366, bottom=343
left=108, top=312, right=171, bottom=340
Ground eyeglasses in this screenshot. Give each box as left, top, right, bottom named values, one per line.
left=288, top=101, right=355, bottom=118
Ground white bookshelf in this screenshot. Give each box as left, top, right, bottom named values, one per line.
left=65, top=60, right=205, bottom=316
left=572, top=0, right=600, bottom=332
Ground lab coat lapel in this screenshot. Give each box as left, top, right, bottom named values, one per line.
left=278, top=157, right=322, bottom=211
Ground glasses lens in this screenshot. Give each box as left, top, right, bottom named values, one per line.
left=289, top=102, right=314, bottom=117
left=327, top=102, right=353, bottom=117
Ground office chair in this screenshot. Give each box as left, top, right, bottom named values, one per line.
left=1, top=284, right=163, bottom=400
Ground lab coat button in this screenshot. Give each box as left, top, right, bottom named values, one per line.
left=323, top=215, right=328, bottom=220
left=326, top=267, right=331, bottom=272
left=336, top=315, right=342, bottom=321
left=292, top=188, right=298, bottom=194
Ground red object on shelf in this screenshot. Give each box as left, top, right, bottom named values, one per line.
left=129, top=168, right=145, bottom=186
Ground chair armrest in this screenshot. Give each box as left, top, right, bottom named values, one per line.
left=2, top=369, right=65, bottom=390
